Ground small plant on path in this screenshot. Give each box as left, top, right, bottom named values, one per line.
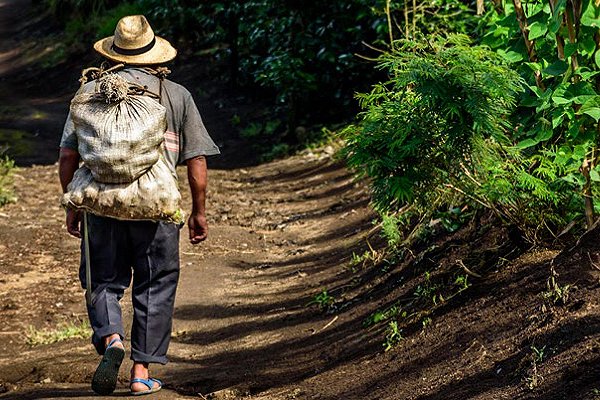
left=26, top=320, right=91, bottom=346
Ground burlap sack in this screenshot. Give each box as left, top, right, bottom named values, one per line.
left=70, top=74, right=167, bottom=184
left=62, top=156, right=183, bottom=224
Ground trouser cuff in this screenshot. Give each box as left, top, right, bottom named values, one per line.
left=130, top=348, right=168, bottom=365
left=91, top=326, right=125, bottom=356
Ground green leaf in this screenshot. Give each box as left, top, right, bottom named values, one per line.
left=590, top=170, right=600, bottom=182
left=528, top=22, right=547, bottom=40
left=581, top=1, right=600, bottom=27
left=543, top=60, right=568, bottom=76
left=517, top=138, right=539, bottom=149
left=580, top=70, right=600, bottom=80
left=583, top=107, right=600, bottom=122
left=578, top=96, right=600, bottom=113
left=580, top=35, right=597, bottom=55
left=535, top=129, right=553, bottom=142
left=549, top=0, right=566, bottom=33
left=573, top=95, right=596, bottom=105
left=596, top=51, right=600, bottom=69
left=564, top=42, right=577, bottom=58
left=498, top=50, right=524, bottom=63
left=573, top=145, right=588, bottom=159
left=552, top=111, right=565, bottom=128
left=552, top=96, right=572, bottom=105
left=524, top=62, right=542, bottom=72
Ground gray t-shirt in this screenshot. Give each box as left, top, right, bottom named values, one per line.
left=60, top=67, right=220, bottom=177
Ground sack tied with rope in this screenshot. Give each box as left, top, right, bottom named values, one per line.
left=62, top=71, right=184, bottom=223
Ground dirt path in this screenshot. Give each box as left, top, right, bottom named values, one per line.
left=5, top=1, right=600, bottom=400
left=0, top=149, right=375, bottom=400
left=0, top=1, right=375, bottom=398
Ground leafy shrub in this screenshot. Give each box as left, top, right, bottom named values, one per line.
left=342, top=35, right=523, bottom=219
left=479, top=0, right=600, bottom=234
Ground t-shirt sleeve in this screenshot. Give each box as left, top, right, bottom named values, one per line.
left=59, top=110, right=78, bottom=150
left=60, top=84, right=90, bottom=151
left=179, top=92, right=220, bottom=163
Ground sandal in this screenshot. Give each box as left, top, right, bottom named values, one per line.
left=130, top=377, right=163, bottom=396
left=91, top=337, right=125, bottom=395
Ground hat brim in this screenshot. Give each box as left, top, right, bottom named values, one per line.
left=94, top=36, right=177, bottom=65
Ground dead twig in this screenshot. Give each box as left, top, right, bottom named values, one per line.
left=587, top=251, right=600, bottom=271
left=457, top=259, right=482, bottom=278
left=315, top=316, right=339, bottom=334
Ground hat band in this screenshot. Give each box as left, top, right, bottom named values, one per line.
left=111, top=37, right=156, bottom=56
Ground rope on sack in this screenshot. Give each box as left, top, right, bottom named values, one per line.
left=79, top=63, right=171, bottom=103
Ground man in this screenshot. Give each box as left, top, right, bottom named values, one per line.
left=58, top=15, right=220, bottom=396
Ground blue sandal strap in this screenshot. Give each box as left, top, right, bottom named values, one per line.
left=106, top=337, right=123, bottom=349
left=131, top=377, right=162, bottom=390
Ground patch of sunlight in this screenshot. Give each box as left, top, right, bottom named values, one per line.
left=29, top=110, right=48, bottom=120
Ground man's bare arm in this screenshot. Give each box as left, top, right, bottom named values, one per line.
left=186, top=156, right=208, bottom=244
left=58, top=147, right=82, bottom=238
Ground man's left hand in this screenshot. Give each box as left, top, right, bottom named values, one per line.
left=188, top=212, right=208, bottom=244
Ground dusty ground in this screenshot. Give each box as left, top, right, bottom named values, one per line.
left=3, top=1, right=600, bottom=400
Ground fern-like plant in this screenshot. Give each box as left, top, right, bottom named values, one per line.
left=342, top=35, right=523, bottom=213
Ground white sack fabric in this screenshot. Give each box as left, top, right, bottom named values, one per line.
left=62, top=73, right=183, bottom=223
left=70, top=74, right=167, bottom=184
left=62, top=157, right=183, bottom=223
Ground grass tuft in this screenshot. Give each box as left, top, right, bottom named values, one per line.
left=26, top=320, right=91, bottom=346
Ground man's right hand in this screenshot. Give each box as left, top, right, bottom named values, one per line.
left=66, top=209, right=83, bottom=238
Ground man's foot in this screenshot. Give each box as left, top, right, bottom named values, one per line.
left=130, top=362, right=162, bottom=395
left=91, top=335, right=125, bottom=395
left=130, top=377, right=162, bottom=396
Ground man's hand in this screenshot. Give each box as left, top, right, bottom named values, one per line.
left=186, top=156, right=208, bottom=244
left=66, top=209, right=83, bottom=238
left=188, top=212, right=208, bottom=244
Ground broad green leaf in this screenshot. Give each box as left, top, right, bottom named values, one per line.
left=524, top=62, right=542, bottom=72
left=528, top=84, right=543, bottom=98
left=498, top=49, right=524, bottom=63
left=573, top=145, right=588, bottom=159
left=583, top=107, right=600, bottom=122
left=517, top=138, right=539, bottom=149
left=552, top=96, right=572, bottom=105
left=590, top=170, right=600, bottom=182
left=580, top=35, right=597, bottom=55
left=528, top=22, right=547, bottom=40
left=567, top=121, right=581, bottom=139
left=552, top=111, right=565, bottom=128
left=535, top=129, right=553, bottom=142
left=579, top=96, right=600, bottom=113
left=581, top=0, right=600, bottom=27
left=580, top=70, right=600, bottom=80
left=543, top=60, right=568, bottom=76
left=573, top=95, right=596, bottom=105
left=564, top=42, right=577, bottom=58
left=596, top=51, right=600, bottom=69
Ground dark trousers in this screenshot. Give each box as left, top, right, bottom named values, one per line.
left=79, top=214, right=180, bottom=365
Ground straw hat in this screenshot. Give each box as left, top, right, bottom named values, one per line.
left=93, top=15, right=177, bottom=65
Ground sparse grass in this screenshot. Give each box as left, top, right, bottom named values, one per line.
left=364, top=304, right=405, bottom=328
left=383, top=320, right=403, bottom=351
left=524, top=344, right=550, bottom=390
left=26, top=320, right=91, bottom=346
left=0, top=156, right=16, bottom=207
left=541, top=272, right=572, bottom=306
left=306, top=289, right=336, bottom=312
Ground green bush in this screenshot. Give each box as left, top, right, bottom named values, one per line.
left=344, top=0, right=600, bottom=243
left=342, top=35, right=523, bottom=212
